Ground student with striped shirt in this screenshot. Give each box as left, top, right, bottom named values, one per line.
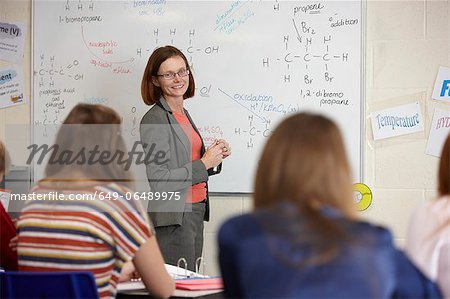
left=17, top=104, right=174, bottom=299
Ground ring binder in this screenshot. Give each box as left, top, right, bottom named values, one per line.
left=195, top=257, right=205, bottom=276
left=175, top=257, right=206, bottom=278
left=176, top=258, right=188, bottom=278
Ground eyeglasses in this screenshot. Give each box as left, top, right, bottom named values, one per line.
left=157, top=69, right=190, bottom=80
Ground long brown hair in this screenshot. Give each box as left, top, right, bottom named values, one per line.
left=254, top=113, right=355, bottom=265
left=0, top=140, right=11, bottom=177
left=43, top=104, right=132, bottom=188
left=438, top=134, right=450, bottom=196
left=141, top=45, right=195, bottom=105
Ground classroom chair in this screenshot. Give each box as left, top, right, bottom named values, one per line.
left=0, top=271, right=98, bottom=299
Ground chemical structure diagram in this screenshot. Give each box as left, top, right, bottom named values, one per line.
left=135, top=28, right=220, bottom=67
left=34, top=54, right=84, bottom=89
left=263, top=3, right=351, bottom=86
left=136, top=28, right=219, bottom=98
left=62, top=0, right=95, bottom=12
left=34, top=54, right=83, bottom=125
left=234, top=115, right=272, bottom=150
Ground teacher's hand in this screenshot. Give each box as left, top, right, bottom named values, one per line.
left=216, top=139, right=231, bottom=159
left=201, top=142, right=224, bottom=169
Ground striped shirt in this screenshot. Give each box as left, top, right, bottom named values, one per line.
left=17, top=183, right=152, bottom=299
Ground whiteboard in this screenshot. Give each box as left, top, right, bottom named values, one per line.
left=32, top=0, right=364, bottom=193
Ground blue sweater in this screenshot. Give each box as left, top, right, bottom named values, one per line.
left=218, top=205, right=441, bottom=299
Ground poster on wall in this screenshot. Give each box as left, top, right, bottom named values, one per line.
left=432, top=66, right=450, bottom=102
left=370, top=102, right=423, bottom=140
left=0, top=22, right=25, bottom=64
left=0, top=65, right=26, bottom=109
left=426, top=108, right=450, bottom=157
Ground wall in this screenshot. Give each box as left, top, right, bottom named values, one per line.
left=1, top=0, right=449, bottom=276
left=0, top=0, right=31, bottom=141
left=363, top=0, right=450, bottom=250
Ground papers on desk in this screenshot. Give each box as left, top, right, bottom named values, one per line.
left=117, top=281, right=144, bottom=292
left=165, top=263, right=207, bottom=279
left=117, top=280, right=222, bottom=297
left=165, top=264, right=223, bottom=290
left=176, top=277, right=223, bottom=291
left=117, top=263, right=223, bottom=297
left=118, top=278, right=223, bottom=292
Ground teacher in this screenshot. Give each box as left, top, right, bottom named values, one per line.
left=140, top=45, right=231, bottom=271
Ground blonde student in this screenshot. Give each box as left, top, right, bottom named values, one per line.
left=17, top=104, right=174, bottom=299
left=407, top=133, right=450, bottom=298
left=218, top=113, right=441, bottom=298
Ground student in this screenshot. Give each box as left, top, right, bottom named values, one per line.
left=0, top=140, right=18, bottom=270
left=406, top=134, right=450, bottom=298
left=218, top=113, right=441, bottom=299
left=17, top=104, right=174, bottom=299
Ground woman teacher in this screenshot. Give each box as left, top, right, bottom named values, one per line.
left=140, top=45, right=231, bottom=270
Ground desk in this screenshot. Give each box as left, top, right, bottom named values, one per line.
left=117, top=281, right=223, bottom=299
left=117, top=289, right=223, bottom=299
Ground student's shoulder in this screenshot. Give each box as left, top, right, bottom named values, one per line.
left=86, top=183, right=143, bottom=215
left=349, top=219, right=396, bottom=248
left=415, top=197, right=450, bottom=222
left=218, top=213, right=261, bottom=242
left=220, top=213, right=258, bottom=231
left=407, top=198, right=450, bottom=238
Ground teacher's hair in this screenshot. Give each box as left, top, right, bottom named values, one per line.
left=254, top=113, right=355, bottom=265
left=438, top=134, right=450, bottom=196
left=141, top=45, right=195, bottom=105
left=44, top=104, right=132, bottom=188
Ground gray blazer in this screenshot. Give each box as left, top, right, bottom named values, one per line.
left=140, top=97, right=221, bottom=227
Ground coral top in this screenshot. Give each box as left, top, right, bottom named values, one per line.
left=173, top=111, right=207, bottom=203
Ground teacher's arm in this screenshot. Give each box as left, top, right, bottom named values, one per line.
left=141, top=115, right=224, bottom=191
